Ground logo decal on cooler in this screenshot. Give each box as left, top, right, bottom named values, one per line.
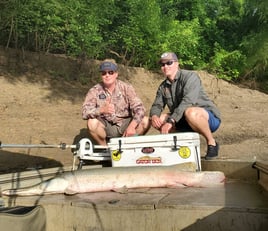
left=178, top=146, right=191, bottom=159
left=141, top=147, right=155, bottom=154
left=136, top=156, right=162, bottom=164
left=112, top=150, right=121, bottom=161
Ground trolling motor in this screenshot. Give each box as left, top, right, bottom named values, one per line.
left=0, top=138, right=111, bottom=170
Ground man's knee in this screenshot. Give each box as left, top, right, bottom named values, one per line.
left=87, top=118, right=103, bottom=131
left=185, top=107, right=207, bottom=121
left=184, top=107, right=197, bottom=120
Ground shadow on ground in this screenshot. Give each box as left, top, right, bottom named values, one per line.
left=0, top=150, right=63, bottom=174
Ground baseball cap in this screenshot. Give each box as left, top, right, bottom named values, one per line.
left=159, top=52, right=178, bottom=63
left=99, top=61, right=118, bottom=72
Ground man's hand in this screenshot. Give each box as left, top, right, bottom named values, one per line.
left=123, top=120, right=138, bottom=137
left=151, top=115, right=164, bottom=129
left=123, top=126, right=136, bottom=137
left=160, top=122, right=173, bottom=134
left=100, top=97, right=115, bottom=115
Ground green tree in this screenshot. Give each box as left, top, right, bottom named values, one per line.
left=0, top=0, right=267, bottom=88
left=240, top=0, right=268, bottom=86
left=105, top=0, right=163, bottom=67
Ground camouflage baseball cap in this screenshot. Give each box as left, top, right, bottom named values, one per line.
left=159, top=52, right=178, bottom=63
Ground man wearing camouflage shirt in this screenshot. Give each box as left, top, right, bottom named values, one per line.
left=82, top=59, right=150, bottom=145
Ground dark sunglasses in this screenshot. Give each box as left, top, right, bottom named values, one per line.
left=160, top=60, right=174, bottom=67
left=101, top=71, right=115, bottom=76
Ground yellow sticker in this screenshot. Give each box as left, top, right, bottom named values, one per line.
left=112, top=150, right=121, bottom=161
left=179, top=146, right=191, bottom=159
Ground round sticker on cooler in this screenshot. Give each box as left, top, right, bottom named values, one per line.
left=178, top=146, right=191, bottom=159
left=112, top=150, right=121, bottom=161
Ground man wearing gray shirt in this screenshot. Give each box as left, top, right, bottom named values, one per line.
left=150, top=52, right=221, bottom=160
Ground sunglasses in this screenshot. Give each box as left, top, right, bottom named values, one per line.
left=101, top=71, right=115, bottom=76
left=160, top=60, right=174, bottom=67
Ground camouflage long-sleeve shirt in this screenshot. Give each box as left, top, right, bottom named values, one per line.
left=82, top=80, right=146, bottom=126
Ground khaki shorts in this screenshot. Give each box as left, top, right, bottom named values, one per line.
left=99, top=117, right=132, bottom=138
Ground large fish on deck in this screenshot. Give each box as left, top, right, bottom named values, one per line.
left=1, top=163, right=225, bottom=196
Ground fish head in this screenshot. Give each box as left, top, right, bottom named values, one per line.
left=2, top=177, right=69, bottom=196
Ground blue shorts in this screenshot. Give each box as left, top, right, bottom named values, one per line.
left=175, top=110, right=221, bottom=133
left=207, top=110, right=221, bottom=132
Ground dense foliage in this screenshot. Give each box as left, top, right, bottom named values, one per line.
left=0, top=0, right=267, bottom=87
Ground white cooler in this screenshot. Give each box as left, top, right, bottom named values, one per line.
left=108, top=132, right=201, bottom=171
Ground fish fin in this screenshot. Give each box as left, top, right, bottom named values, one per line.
left=112, top=186, right=128, bottom=194
left=167, top=183, right=187, bottom=188
left=127, top=188, right=151, bottom=193
left=64, top=189, right=78, bottom=195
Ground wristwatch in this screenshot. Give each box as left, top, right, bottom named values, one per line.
left=166, top=117, right=175, bottom=125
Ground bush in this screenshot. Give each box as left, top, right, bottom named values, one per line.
left=208, top=45, right=246, bottom=81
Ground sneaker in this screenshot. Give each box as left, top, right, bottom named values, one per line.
left=205, top=142, right=219, bottom=160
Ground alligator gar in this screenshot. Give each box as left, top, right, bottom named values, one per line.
left=1, top=163, right=225, bottom=196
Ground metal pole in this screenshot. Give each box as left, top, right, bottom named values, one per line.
left=0, top=142, right=77, bottom=150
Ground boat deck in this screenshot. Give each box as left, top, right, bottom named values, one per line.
left=1, top=160, right=268, bottom=231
